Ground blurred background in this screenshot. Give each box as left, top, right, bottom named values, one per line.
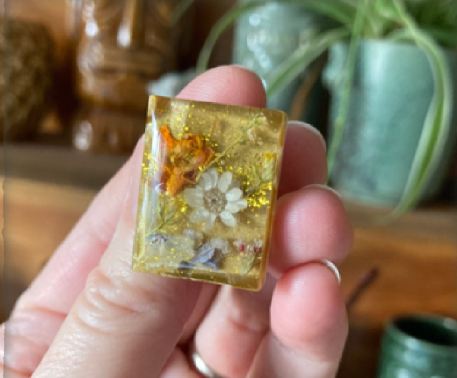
left=1, top=0, right=456, bottom=377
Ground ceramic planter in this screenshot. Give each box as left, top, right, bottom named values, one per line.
left=377, top=314, right=457, bottom=377
left=233, top=0, right=332, bottom=124
left=324, top=40, right=457, bottom=206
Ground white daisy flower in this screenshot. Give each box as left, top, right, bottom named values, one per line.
left=184, top=168, right=248, bottom=230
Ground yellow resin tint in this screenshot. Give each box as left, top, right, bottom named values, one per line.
left=132, top=96, right=287, bottom=291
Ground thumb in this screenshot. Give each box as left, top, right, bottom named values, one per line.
left=33, top=136, right=202, bottom=378
left=31, top=65, right=267, bottom=378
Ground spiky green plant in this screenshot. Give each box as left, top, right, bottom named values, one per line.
left=196, top=0, right=457, bottom=219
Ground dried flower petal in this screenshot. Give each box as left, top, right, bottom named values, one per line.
left=156, top=125, right=215, bottom=197
left=233, top=239, right=245, bottom=252
left=254, top=238, right=263, bottom=253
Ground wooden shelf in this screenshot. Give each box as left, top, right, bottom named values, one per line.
left=0, top=142, right=128, bottom=190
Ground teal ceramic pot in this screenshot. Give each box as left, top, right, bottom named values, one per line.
left=323, top=40, right=457, bottom=206
left=377, top=314, right=457, bottom=378
left=233, top=0, right=332, bottom=124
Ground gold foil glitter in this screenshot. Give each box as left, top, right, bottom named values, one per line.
left=132, top=96, right=287, bottom=291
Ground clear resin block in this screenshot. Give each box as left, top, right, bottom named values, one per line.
left=132, top=96, right=287, bottom=291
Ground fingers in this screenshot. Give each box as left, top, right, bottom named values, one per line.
left=33, top=174, right=203, bottom=378
left=178, top=65, right=267, bottom=107
left=190, top=183, right=351, bottom=378
left=195, top=276, right=276, bottom=378
left=16, top=65, right=267, bottom=314
left=187, top=120, right=345, bottom=378
left=269, top=185, right=353, bottom=278
left=1, top=63, right=347, bottom=378
left=1, top=143, right=144, bottom=376
left=4, top=66, right=268, bottom=377
left=1, top=66, right=268, bottom=376
left=179, top=120, right=330, bottom=356
left=16, top=66, right=267, bottom=317
left=21, top=151, right=138, bottom=314
left=248, top=263, right=348, bottom=378
left=278, top=122, right=327, bottom=197
left=160, top=350, right=200, bottom=378
left=179, top=284, right=218, bottom=344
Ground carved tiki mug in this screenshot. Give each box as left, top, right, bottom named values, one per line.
left=72, top=0, right=182, bottom=153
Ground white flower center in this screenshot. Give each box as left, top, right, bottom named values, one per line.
left=203, top=188, right=227, bottom=214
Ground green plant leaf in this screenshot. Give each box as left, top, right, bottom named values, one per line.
left=373, top=0, right=457, bottom=46
left=197, top=0, right=456, bottom=73
left=196, top=0, right=356, bottom=74
left=405, top=0, right=457, bottom=46
left=377, top=0, right=453, bottom=219
left=197, top=1, right=265, bottom=73
left=173, top=0, right=196, bottom=23
left=279, top=0, right=357, bottom=26
left=390, top=27, right=457, bottom=47
left=327, top=0, right=369, bottom=181
left=422, top=28, right=457, bottom=48
left=264, top=28, right=350, bottom=97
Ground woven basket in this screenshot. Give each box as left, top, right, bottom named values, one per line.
left=0, top=17, right=55, bottom=141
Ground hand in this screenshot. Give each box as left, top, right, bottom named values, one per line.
left=1, top=67, right=353, bottom=378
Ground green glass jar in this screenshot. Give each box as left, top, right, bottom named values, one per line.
left=377, top=314, right=457, bottom=378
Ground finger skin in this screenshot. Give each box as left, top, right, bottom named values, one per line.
left=269, top=185, right=353, bottom=278
left=0, top=146, right=143, bottom=376
left=278, top=123, right=327, bottom=197
left=248, top=263, right=348, bottom=378
left=33, top=165, right=202, bottom=378
left=178, top=66, right=267, bottom=107
left=23, top=155, right=136, bottom=314
left=16, top=66, right=267, bottom=317
left=160, top=349, right=200, bottom=378
left=179, top=284, right=218, bottom=345
left=1, top=66, right=269, bottom=377
left=0, top=365, right=28, bottom=378
left=195, top=276, right=276, bottom=378
left=192, top=186, right=351, bottom=378
left=179, top=121, right=329, bottom=352
left=1, top=65, right=351, bottom=378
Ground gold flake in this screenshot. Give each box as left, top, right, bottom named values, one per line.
left=132, top=95, right=287, bottom=291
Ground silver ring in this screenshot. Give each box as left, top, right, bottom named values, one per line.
left=319, top=259, right=341, bottom=284
left=189, top=339, right=226, bottom=378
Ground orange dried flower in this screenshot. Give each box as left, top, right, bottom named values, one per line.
left=156, top=125, right=215, bottom=197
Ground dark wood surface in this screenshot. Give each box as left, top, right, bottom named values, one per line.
left=1, top=173, right=455, bottom=376
left=338, top=203, right=457, bottom=377
left=0, top=142, right=128, bottom=190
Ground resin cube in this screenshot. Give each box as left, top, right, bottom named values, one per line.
left=132, top=96, right=287, bottom=291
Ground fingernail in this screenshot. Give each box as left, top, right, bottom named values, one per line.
left=305, top=184, right=342, bottom=199
left=287, top=121, right=327, bottom=152
left=230, top=64, right=251, bottom=70
left=318, top=259, right=341, bottom=285
left=131, top=136, right=145, bottom=216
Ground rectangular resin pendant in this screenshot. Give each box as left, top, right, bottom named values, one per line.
left=132, top=96, right=287, bottom=291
